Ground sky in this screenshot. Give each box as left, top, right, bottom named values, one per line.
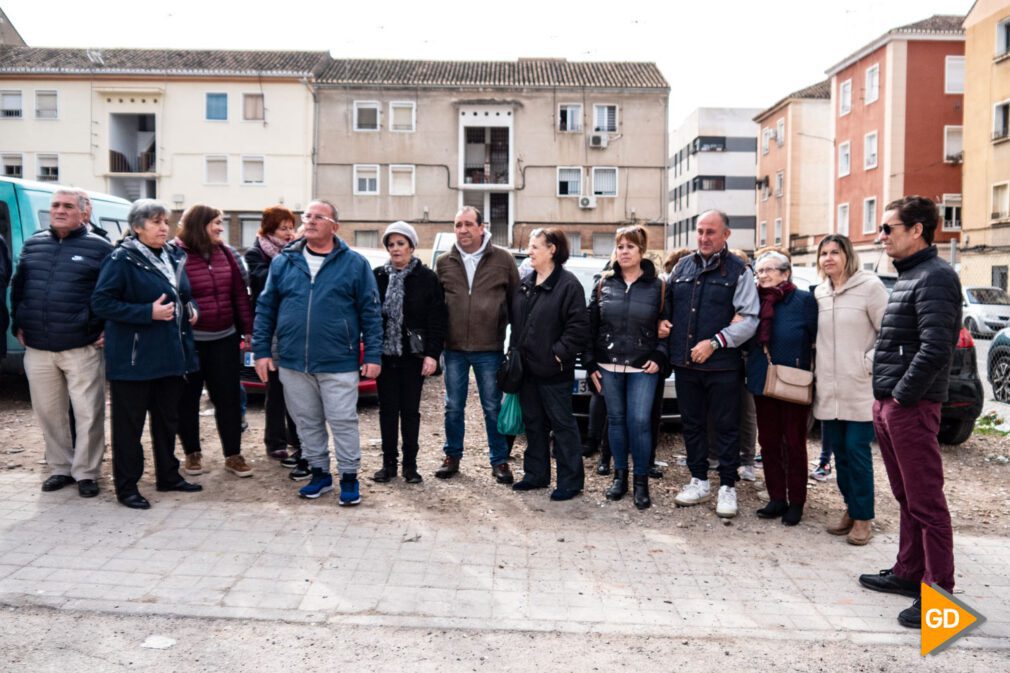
left=2, top=0, right=970, bottom=124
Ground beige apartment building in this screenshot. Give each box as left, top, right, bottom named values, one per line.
left=962, top=0, right=1010, bottom=290
left=314, top=59, right=670, bottom=254
left=753, top=80, right=832, bottom=267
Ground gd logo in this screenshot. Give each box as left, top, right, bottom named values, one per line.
left=920, top=583, right=987, bottom=656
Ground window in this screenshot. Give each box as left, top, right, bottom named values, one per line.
left=865, top=65, right=880, bottom=104
left=353, top=164, right=379, bottom=195
left=355, top=230, right=379, bottom=248
left=389, top=102, right=415, bottom=132
left=353, top=101, right=380, bottom=131
left=864, top=132, right=878, bottom=169
left=240, top=218, right=260, bottom=248
left=593, top=104, right=617, bottom=133
left=37, top=154, right=58, bottom=182
left=694, top=175, right=726, bottom=191
left=241, top=156, right=264, bottom=185
left=592, top=233, right=613, bottom=256
left=1, top=91, right=22, bottom=118
left=995, top=101, right=1010, bottom=140
left=205, top=155, right=227, bottom=184
left=695, top=136, right=725, bottom=152
left=243, top=94, right=264, bottom=121
left=559, top=104, right=582, bottom=132
left=2, top=154, right=22, bottom=178
left=592, top=167, right=617, bottom=196
left=839, top=80, right=852, bottom=115
left=776, top=118, right=785, bottom=146
left=994, top=182, right=1010, bottom=220
left=944, top=126, right=964, bottom=162
left=863, top=197, right=877, bottom=235
left=837, top=203, right=850, bottom=236
left=943, top=204, right=962, bottom=231
left=557, top=167, right=581, bottom=196
left=945, top=56, right=965, bottom=94
left=761, top=128, right=771, bottom=155
left=568, top=232, right=582, bottom=254
left=838, top=141, right=851, bottom=177
left=758, top=221, right=767, bottom=247
left=205, top=93, right=227, bottom=121
left=760, top=176, right=770, bottom=201
left=35, top=91, right=57, bottom=119
left=389, top=164, right=415, bottom=196
left=775, top=170, right=784, bottom=197
left=774, top=218, right=782, bottom=245
left=998, top=17, right=1010, bottom=58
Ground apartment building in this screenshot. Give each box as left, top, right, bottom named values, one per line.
left=826, top=15, right=965, bottom=272
left=962, top=0, right=1010, bottom=290
left=314, top=58, right=670, bottom=254
left=667, top=107, right=760, bottom=253
left=0, top=46, right=325, bottom=246
left=753, top=80, right=832, bottom=267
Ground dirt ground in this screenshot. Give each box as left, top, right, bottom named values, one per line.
left=2, top=373, right=1009, bottom=539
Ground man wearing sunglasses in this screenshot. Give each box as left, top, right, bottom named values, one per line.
left=858, top=196, right=961, bottom=629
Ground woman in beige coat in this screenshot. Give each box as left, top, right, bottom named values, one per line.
left=813, top=234, right=888, bottom=545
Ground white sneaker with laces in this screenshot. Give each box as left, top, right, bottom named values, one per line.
left=716, top=485, right=738, bottom=518
left=674, top=477, right=711, bottom=506
left=739, top=465, right=756, bottom=482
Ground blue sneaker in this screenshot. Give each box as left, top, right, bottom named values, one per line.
left=299, top=468, right=333, bottom=499
left=339, top=473, right=361, bottom=506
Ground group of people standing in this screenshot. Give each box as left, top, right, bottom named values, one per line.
left=3, top=190, right=961, bottom=629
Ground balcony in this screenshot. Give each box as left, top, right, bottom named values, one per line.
left=109, top=112, right=156, bottom=174
left=110, top=150, right=156, bottom=173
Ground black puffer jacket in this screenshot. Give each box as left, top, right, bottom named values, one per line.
left=11, top=226, right=113, bottom=351
left=374, top=260, right=448, bottom=360
left=509, top=264, right=589, bottom=383
left=584, top=259, right=670, bottom=373
left=0, top=235, right=10, bottom=359
left=872, top=246, right=961, bottom=405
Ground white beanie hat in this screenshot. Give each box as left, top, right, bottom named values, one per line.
left=382, top=220, right=418, bottom=249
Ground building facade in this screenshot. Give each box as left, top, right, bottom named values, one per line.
left=0, top=47, right=325, bottom=246
left=753, top=81, right=832, bottom=267
left=314, top=59, right=670, bottom=255
left=962, top=0, right=1010, bottom=290
left=667, top=107, right=760, bottom=253
left=826, top=15, right=965, bottom=272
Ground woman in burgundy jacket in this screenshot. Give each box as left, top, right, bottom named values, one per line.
left=174, top=204, right=254, bottom=478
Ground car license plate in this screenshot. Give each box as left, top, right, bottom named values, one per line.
left=572, top=378, right=588, bottom=394
left=243, top=351, right=254, bottom=367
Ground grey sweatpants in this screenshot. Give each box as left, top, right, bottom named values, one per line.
left=279, top=368, right=360, bottom=475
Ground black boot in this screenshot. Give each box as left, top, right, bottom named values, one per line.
left=633, top=474, right=651, bottom=510
left=372, top=462, right=397, bottom=483
left=605, top=469, right=628, bottom=500
left=596, top=444, right=612, bottom=476
left=581, top=434, right=601, bottom=458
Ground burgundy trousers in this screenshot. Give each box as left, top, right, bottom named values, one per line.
left=872, top=398, right=955, bottom=592
left=754, top=395, right=809, bottom=505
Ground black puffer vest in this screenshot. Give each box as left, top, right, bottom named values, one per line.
left=585, top=259, right=668, bottom=371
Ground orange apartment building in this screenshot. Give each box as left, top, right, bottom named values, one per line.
left=826, top=15, right=965, bottom=272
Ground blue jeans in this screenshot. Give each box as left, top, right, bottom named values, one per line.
left=443, top=350, right=509, bottom=467
left=821, top=420, right=875, bottom=520
left=600, top=368, right=657, bottom=476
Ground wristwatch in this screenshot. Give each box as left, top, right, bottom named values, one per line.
left=709, top=337, right=721, bottom=350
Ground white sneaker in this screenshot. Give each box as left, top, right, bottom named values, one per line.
left=716, top=485, right=738, bottom=518
left=674, top=477, right=711, bottom=506
left=738, top=465, right=756, bottom=482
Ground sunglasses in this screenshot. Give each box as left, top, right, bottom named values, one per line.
left=877, top=222, right=910, bottom=235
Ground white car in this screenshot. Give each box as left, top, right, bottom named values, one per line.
left=962, top=286, right=1010, bottom=338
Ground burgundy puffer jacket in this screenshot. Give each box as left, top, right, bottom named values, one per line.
left=176, top=240, right=252, bottom=335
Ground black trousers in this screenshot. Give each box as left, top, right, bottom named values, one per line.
left=674, top=366, right=742, bottom=487
left=265, top=367, right=300, bottom=452
left=376, top=355, right=425, bottom=472
left=178, top=334, right=242, bottom=457
left=110, top=377, right=186, bottom=497
left=518, top=378, right=585, bottom=491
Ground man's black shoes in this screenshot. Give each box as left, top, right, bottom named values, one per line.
left=41, top=474, right=75, bottom=492
left=858, top=568, right=920, bottom=598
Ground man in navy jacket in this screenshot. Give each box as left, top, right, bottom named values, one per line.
left=253, top=200, right=382, bottom=506
left=11, top=189, right=112, bottom=497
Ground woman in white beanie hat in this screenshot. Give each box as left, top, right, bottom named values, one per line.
left=371, top=221, right=447, bottom=484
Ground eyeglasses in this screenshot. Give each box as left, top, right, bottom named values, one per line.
left=301, top=213, right=336, bottom=224
left=878, top=222, right=909, bottom=235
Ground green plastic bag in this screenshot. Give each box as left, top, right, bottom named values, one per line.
left=497, top=393, right=525, bottom=436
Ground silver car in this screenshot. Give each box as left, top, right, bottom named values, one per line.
left=962, top=286, right=1010, bottom=338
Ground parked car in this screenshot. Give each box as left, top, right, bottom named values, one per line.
left=986, top=326, right=1010, bottom=404
left=1, top=177, right=131, bottom=374
left=962, top=286, right=1010, bottom=338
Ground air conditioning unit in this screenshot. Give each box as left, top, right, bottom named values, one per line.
left=578, top=195, right=597, bottom=209
left=588, top=133, right=609, bottom=149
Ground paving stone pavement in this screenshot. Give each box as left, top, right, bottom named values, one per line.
left=0, top=471, right=1007, bottom=651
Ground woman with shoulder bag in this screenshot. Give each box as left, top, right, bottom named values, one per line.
left=372, top=221, right=447, bottom=485
left=586, top=226, right=669, bottom=510
left=746, top=251, right=818, bottom=525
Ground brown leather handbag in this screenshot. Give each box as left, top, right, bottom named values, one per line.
left=762, top=346, right=814, bottom=405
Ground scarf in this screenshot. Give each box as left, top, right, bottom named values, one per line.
left=381, top=256, right=419, bottom=356
left=127, top=237, right=177, bottom=289
left=757, top=280, right=796, bottom=345
left=257, top=234, right=286, bottom=260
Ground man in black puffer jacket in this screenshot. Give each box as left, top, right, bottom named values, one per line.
left=11, top=189, right=112, bottom=498
left=858, top=196, right=960, bottom=630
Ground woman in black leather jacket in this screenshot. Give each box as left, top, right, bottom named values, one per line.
left=585, top=227, right=669, bottom=509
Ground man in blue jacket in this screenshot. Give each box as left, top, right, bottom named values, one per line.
left=252, top=200, right=382, bottom=506
left=11, top=189, right=112, bottom=497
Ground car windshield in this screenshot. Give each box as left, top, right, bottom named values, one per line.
left=967, top=288, right=1010, bottom=305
